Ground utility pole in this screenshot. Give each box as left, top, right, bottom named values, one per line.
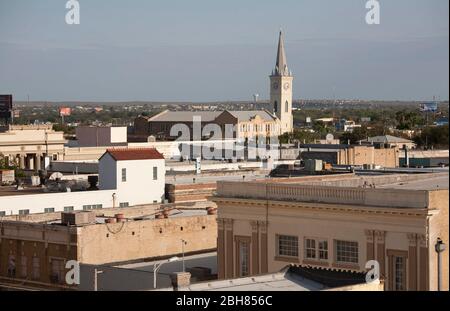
left=181, top=239, right=187, bottom=272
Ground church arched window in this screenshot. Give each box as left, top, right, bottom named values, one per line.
left=274, top=101, right=278, bottom=113
left=285, top=101, right=289, bottom=113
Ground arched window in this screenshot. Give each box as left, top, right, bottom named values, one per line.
left=274, top=101, right=278, bottom=113
left=285, top=101, right=289, bottom=113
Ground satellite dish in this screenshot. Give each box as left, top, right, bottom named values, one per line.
left=326, top=134, right=334, bottom=144
left=49, top=172, right=64, bottom=180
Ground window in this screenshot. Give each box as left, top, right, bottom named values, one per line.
left=285, top=101, right=289, bottom=113
left=32, top=257, right=40, bottom=280
left=93, top=204, right=103, bottom=210
left=121, top=168, right=127, bottom=182
left=44, top=208, right=55, bottom=213
left=20, top=256, right=27, bottom=278
left=153, top=167, right=158, bottom=180
left=305, top=239, right=316, bottom=259
left=394, top=256, right=406, bottom=291
left=277, top=235, right=298, bottom=258
left=0, top=211, right=5, bottom=217
left=335, top=240, right=359, bottom=264
left=19, top=209, right=29, bottom=215
left=238, top=240, right=250, bottom=277
left=319, top=240, right=329, bottom=260
left=119, top=202, right=129, bottom=208
left=274, top=101, right=278, bottom=113
left=304, top=238, right=328, bottom=261
left=64, top=206, right=74, bottom=212
left=7, top=255, right=16, bottom=278
left=82, top=205, right=92, bottom=210
left=50, top=259, right=65, bottom=284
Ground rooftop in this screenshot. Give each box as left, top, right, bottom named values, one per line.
left=214, top=172, right=449, bottom=210
left=102, top=148, right=165, bottom=161
left=377, top=174, right=449, bottom=190
left=145, top=109, right=276, bottom=123
left=163, top=265, right=378, bottom=291
left=1, top=202, right=214, bottom=224
left=362, top=135, right=413, bottom=144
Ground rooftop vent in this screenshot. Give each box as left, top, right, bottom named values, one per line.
left=61, top=211, right=96, bottom=226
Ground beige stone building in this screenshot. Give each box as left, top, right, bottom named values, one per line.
left=0, top=125, right=66, bottom=170
left=360, top=135, right=416, bottom=150
left=301, top=144, right=399, bottom=168
left=135, top=110, right=281, bottom=142
left=0, top=204, right=217, bottom=289
left=212, top=172, right=449, bottom=291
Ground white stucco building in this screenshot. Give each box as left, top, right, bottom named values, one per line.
left=0, top=148, right=166, bottom=216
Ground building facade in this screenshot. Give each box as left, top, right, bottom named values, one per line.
left=300, top=144, right=400, bottom=168
left=134, top=110, right=281, bottom=142
left=212, top=173, right=449, bottom=291
left=0, top=125, right=66, bottom=171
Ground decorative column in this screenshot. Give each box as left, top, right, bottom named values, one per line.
left=365, top=229, right=375, bottom=262
left=407, top=233, right=418, bottom=291
left=35, top=154, right=42, bottom=171
left=258, top=221, right=268, bottom=274
left=224, top=219, right=234, bottom=279
left=217, top=219, right=226, bottom=279
left=375, top=230, right=386, bottom=278
left=250, top=221, right=259, bottom=275
left=19, top=154, right=25, bottom=169
left=418, top=234, right=429, bottom=291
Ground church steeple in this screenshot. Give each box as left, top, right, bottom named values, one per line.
left=273, top=31, right=291, bottom=77
left=270, top=30, right=293, bottom=134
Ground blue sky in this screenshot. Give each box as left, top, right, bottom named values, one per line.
left=0, top=0, right=448, bottom=102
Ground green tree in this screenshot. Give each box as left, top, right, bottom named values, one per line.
left=414, top=125, right=449, bottom=149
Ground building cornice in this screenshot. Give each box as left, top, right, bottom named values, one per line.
left=212, top=196, right=431, bottom=217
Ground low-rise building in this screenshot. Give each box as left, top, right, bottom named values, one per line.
left=360, top=135, right=416, bottom=150
left=0, top=124, right=66, bottom=171
left=212, top=172, right=449, bottom=291
left=300, top=144, right=399, bottom=168
left=0, top=148, right=165, bottom=215
left=134, top=110, right=281, bottom=142
left=0, top=204, right=217, bottom=290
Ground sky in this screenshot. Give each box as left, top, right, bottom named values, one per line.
left=0, top=0, right=448, bottom=102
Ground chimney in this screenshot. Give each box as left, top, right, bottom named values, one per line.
left=170, top=272, right=191, bottom=291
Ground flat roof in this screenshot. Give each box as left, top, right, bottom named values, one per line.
left=0, top=186, right=44, bottom=197
left=377, top=174, right=449, bottom=190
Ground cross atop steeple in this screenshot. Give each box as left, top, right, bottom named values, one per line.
left=273, top=31, right=290, bottom=76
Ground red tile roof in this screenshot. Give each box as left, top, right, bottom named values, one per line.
left=104, top=148, right=164, bottom=161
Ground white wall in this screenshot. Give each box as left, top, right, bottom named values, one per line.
left=112, top=157, right=165, bottom=206
left=0, top=190, right=116, bottom=216
left=98, top=153, right=117, bottom=190
left=110, top=127, right=127, bottom=143
left=0, top=154, right=166, bottom=215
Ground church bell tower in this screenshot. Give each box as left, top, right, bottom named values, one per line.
left=270, top=31, right=293, bottom=134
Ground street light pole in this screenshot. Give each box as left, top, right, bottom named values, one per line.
left=153, top=256, right=179, bottom=289
left=93, top=268, right=103, bottom=291
left=181, top=239, right=187, bottom=272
